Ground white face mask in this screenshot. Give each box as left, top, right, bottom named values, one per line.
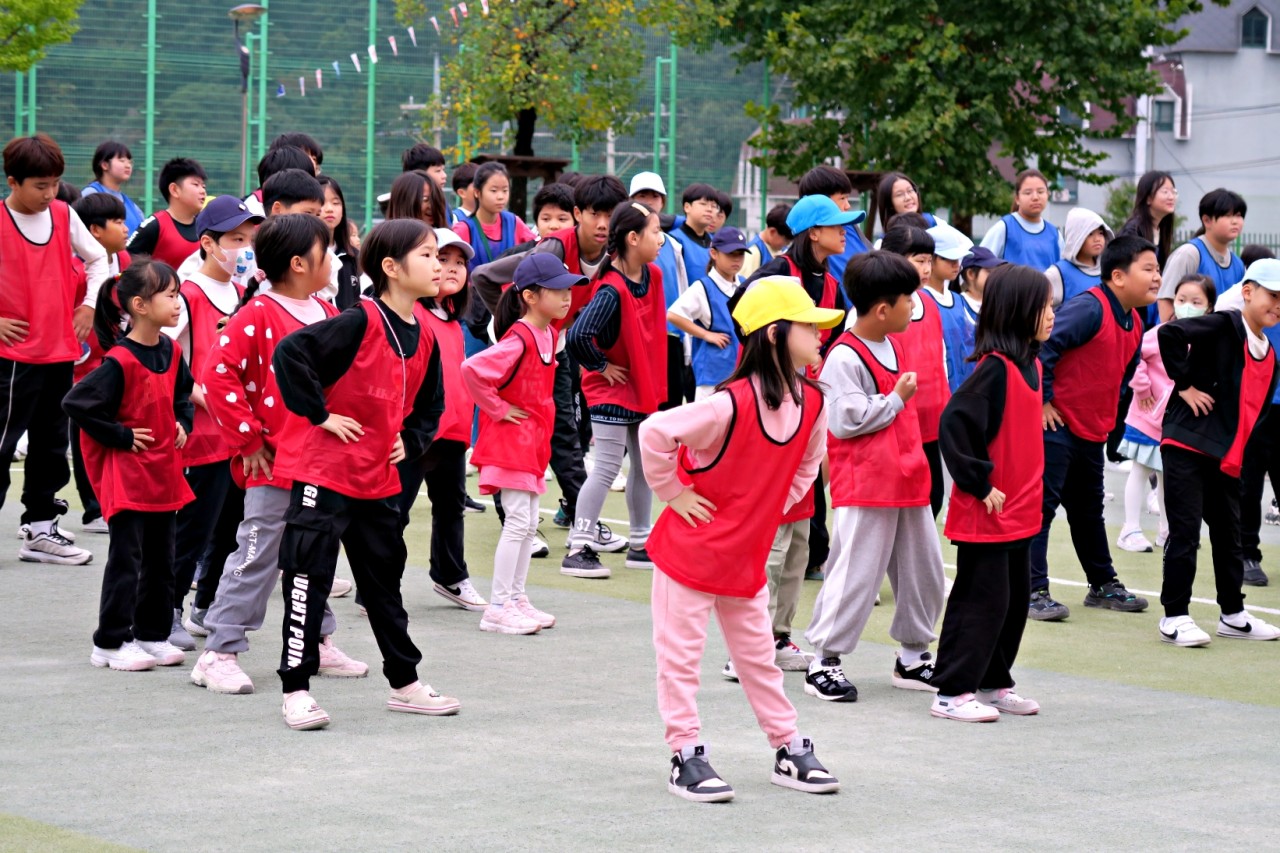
left=1174, top=302, right=1207, bottom=320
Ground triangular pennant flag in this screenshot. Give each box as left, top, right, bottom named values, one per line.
left=350, top=53, right=362, bottom=72
left=333, top=60, right=341, bottom=76
left=430, top=16, right=440, bottom=33
left=449, top=7, right=459, bottom=26
left=407, top=26, right=417, bottom=47
left=388, top=36, right=398, bottom=56
left=480, top=0, right=489, bottom=14
left=316, top=68, right=323, bottom=89
left=275, top=82, right=286, bottom=97
left=368, top=44, right=378, bottom=64
left=459, top=2, right=469, bottom=17
left=299, top=76, right=305, bottom=97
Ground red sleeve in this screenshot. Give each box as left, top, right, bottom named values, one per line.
left=202, top=303, right=271, bottom=456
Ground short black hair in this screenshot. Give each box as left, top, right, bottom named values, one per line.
left=158, top=157, right=206, bottom=202
left=451, top=162, right=477, bottom=192
left=880, top=225, right=935, bottom=258
left=885, top=211, right=929, bottom=232
left=1100, top=234, right=1158, bottom=282
left=257, top=146, right=315, bottom=187
left=573, top=174, right=627, bottom=213
left=263, top=168, right=324, bottom=213
left=681, top=182, right=719, bottom=206
left=73, top=191, right=126, bottom=229
left=798, top=165, right=852, bottom=199
left=1199, top=188, right=1247, bottom=221
left=402, top=143, right=445, bottom=172
left=715, top=189, right=734, bottom=218
left=533, top=182, right=576, bottom=220
left=844, top=250, right=921, bottom=316
left=1241, top=244, right=1276, bottom=267
left=765, top=203, right=793, bottom=239
left=56, top=181, right=79, bottom=204
left=91, top=140, right=132, bottom=180
left=3, top=134, right=65, bottom=182
left=270, top=132, right=323, bottom=166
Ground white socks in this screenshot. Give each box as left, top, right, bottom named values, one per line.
left=899, top=647, right=925, bottom=666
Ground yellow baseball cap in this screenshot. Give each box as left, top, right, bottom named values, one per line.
left=732, top=276, right=845, bottom=335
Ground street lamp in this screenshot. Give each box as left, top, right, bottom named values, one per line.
left=230, top=4, right=268, bottom=196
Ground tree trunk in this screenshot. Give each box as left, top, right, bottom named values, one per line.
left=510, top=106, right=537, bottom=220
left=952, top=212, right=974, bottom=240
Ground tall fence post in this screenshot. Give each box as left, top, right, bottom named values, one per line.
left=144, top=0, right=158, bottom=214
left=364, top=0, right=378, bottom=228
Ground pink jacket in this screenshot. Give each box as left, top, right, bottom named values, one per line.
left=1125, top=327, right=1174, bottom=441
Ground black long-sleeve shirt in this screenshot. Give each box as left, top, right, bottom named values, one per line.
left=62, top=336, right=195, bottom=450
left=566, top=266, right=652, bottom=424
left=271, top=303, right=444, bottom=463
left=938, top=355, right=1040, bottom=502
left=124, top=211, right=198, bottom=257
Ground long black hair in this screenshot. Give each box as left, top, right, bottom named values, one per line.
left=869, top=172, right=922, bottom=240
left=93, top=257, right=179, bottom=351
left=317, top=175, right=356, bottom=258
left=388, top=170, right=448, bottom=227
left=1122, top=171, right=1175, bottom=263
left=970, top=264, right=1052, bottom=367
left=360, top=219, right=435, bottom=297
left=240, top=214, right=331, bottom=309
left=717, top=319, right=821, bottom=410
left=785, top=227, right=828, bottom=277
left=430, top=234, right=472, bottom=321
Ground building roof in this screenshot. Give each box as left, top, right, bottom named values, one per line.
left=1169, top=0, right=1280, bottom=53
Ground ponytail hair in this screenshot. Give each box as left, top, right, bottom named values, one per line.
left=243, top=213, right=331, bottom=310
left=360, top=219, right=435, bottom=297
left=93, top=256, right=179, bottom=351
left=494, top=284, right=540, bottom=342
left=599, top=201, right=657, bottom=278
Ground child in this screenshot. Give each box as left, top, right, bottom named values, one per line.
left=401, top=143, right=447, bottom=188
left=463, top=254, right=581, bottom=633
left=804, top=251, right=946, bottom=701
left=270, top=219, right=453, bottom=730
left=1030, top=236, right=1158, bottom=621
left=739, top=203, right=792, bottom=280
left=797, top=166, right=870, bottom=287
left=1239, top=246, right=1280, bottom=587
left=451, top=162, right=478, bottom=223
left=1046, top=208, right=1112, bottom=307
left=949, top=247, right=1006, bottom=392
left=1156, top=258, right=1280, bottom=646
left=318, top=175, right=361, bottom=309
left=534, top=182, right=576, bottom=236
left=243, top=146, right=316, bottom=217
left=396, top=228, right=489, bottom=613
left=667, top=227, right=749, bottom=399
left=631, top=173, right=691, bottom=410
left=388, top=169, right=450, bottom=227
left=190, top=214, right=367, bottom=695
left=980, top=169, right=1063, bottom=268
left=64, top=259, right=195, bottom=671
left=643, top=277, right=842, bottom=802
left=81, top=140, right=145, bottom=236
left=562, top=202, right=668, bottom=578
left=932, top=264, right=1054, bottom=722
left=869, top=172, right=941, bottom=241
left=269, top=132, right=324, bottom=173
left=667, top=183, right=719, bottom=296
left=453, top=162, right=537, bottom=268
left=1117, top=275, right=1216, bottom=554
left=126, top=157, right=207, bottom=270
left=923, top=222, right=974, bottom=396
left=881, top=226, right=951, bottom=518
left=1157, top=189, right=1247, bottom=322
left=1, top=133, right=108, bottom=565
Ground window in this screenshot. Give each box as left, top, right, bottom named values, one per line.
left=1153, top=100, right=1176, bottom=132
left=1242, top=7, right=1269, bottom=49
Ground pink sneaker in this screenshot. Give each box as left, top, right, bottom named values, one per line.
left=479, top=600, right=541, bottom=635
left=318, top=636, right=369, bottom=678
left=514, top=595, right=555, bottom=629
left=190, top=649, right=254, bottom=694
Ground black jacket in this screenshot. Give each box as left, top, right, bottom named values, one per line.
left=1159, top=310, right=1278, bottom=460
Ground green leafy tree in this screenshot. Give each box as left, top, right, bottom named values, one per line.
left=0, top=0, right=84, bottom=73
left=683, top=0, right=1222, bottom=232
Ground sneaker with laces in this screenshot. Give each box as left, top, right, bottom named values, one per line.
left=433, top=578, right=488, bottom=611
left=19, top=524, right=91, bottom=565
left=330, top=577, right=354, bottom=598
left=977, top=687, right=1040, bottom=715
left=463, top=495, right=486, bottom=513
left=625, top=547, right=655, bottom=569
left=387, top=682, right=461, bottom=715
left=318, top=636, right=369, bottom=677
left=531, top=534, right=550, bottom=559
left=668, top=744, right=734, bottom=803
left=135, top=639, right=186, bottom=666
left=17, top=522, right=76, bottom=542
left=81, top=517, right=110, bottom=534
left=1028, top=589, right=1070, bottom=621
left=931, top=693, right=999, bottom=722
left=479, top=600, right=542, bottom=634
left=90, top=641, right=157, bottom=671
left=183, top=607, right=209, bottom=638
left=892, top=651, right=938, bottom=692
left=1117, top=529, right=1153, bottom=553
left=774, top=638, right=813, bottom=671
left=1243, top=559, right=1269, bottom=587
left=282, top=690, right=330, bottom=730
left=1084, top=580, right=1148, bottom=612
left=560, top=546, right=611, bottom=579
left=771, top=737, right=839, bottom=794
left=1160, top=615, right=1212, bottom=647
left=1217, top=611, right=1280, bottom=641
left=721, top=659, right=738, bottom=681
left=513, top=595, right=555, bottom=629
left=573, top=522, right=627, bottom=553
left=552, top=500, right=572, bottom=529
left=190, top=649, right=254, bottom=694
left=169, top=608, right=196, bottom=651
left=804, top=657, right=858, bottom=702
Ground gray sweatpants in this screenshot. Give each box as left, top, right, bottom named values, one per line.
left=570, top=420, right=653, bottom=549
left=805, top=504, right=944, bottom=658
left=767, top=520, right=809, bottom=637
left=205, top=484, right=336, bottom=654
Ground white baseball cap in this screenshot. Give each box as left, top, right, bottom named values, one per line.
left=1244, top=258, right=1280, bottom=292
left=434, top=227, right=475, bottom=261
left=927, top=222, right=974, bottom=262
left=629, top=171, right=667, bottom=198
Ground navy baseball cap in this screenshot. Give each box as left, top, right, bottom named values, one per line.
left=711, top=227, right=749, bottom=253
left=513, top=253, right=588, bottom=291
left=960, top=246, right=1007, bottom=273
left=786, top=195, right=865, bottom=234
left=196, top=195, right=263, bottom=236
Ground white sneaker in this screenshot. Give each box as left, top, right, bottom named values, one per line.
left=479, top=600, right=542, bottom=635
left=282, top=690, right=330, bottom=730
left=18, top=522, right=75, bottom=541
left=568, top=521, right=628, bottom=554
left=81, top=517, right=110, bottom=534
left=1159, top=615, right=1212, bottom=647
left=190, top=649, right=254, bottom=694
left=1103, top=491, right=1115, bottom=504
left=774, top=639, right=813, bottom=671
left=1117, top=529, right=1153, bottom=553
left=930, top=693, right=999, bottom=722
left=19, top=524, right=91, bottom=565
left=721, top=659, right=738, bottom=681
left=977, top=687, right=1040, bottom=716
left=135, top=639, right=186, bottom=666
left=1146, top=490, right=1161, bottom=515
left=91, top=640, right=157, bottom=671
left=1217, top=611, right=1280, bottom=641
left=330, top=577, right=353, bottom=598
left=610, top=470, right=627, bottom=492
left=531, top=535, right=550, bottom=559
left=433, top=578, right=488, bottom=611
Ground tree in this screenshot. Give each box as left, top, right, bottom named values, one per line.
left=0, top=0, right=84, bottom=73
left=683, top=0, right=1222, bottom=232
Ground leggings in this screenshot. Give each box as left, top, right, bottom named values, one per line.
left=570, top=420, right=652, bottom=550
left=1121, top=461, right=1166, bottom=540
left=493, top=489, right=538, bottom=604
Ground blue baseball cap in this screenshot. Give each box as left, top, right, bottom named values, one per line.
left=960, top=246, right=1007, bottom=273
left=513, top=253, right=588, bottom=291
left=786, top=195, right=865, bottom=234
left=711, top=226, right=749, bottom=253
left=196, top=195, right=263, bottom=236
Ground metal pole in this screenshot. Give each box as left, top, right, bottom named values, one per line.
left=759, top=58, right=770, bottom=232
left=14, top=73, right=23, bottom=138
left=666, top=46, right=676, bottom=214
left=255, top=1, right=269, bottom=163
left=25, top=65, right=36, bottom=135
left=364, top=0, right=377, bottom=228
left=651, top=59, right=660, bottom=185
left=144, top=0, right=158, bottom=214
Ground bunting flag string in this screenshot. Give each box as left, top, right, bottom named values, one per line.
left=388, top=35, right=398, bottom=57
left=332, top=60, right=341, bottom=77
left=350, top=52, right=362, bottom=73
left=459, top=3, right=469, bottom=17
left=408, top=26, right=418, bottom=47
left=449, top=7, right=459, bottom=27
left=298, top=76, right=306, bottom=96
left=430, top=16, right=440, bottom=34
left=368, top=44, right=379, bottom=64
left=316, top=68, right=323, bottom=89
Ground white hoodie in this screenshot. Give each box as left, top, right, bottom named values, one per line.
left=1044, top=207, right=1113, bottom=306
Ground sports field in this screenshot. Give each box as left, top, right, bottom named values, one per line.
left=2, top=466, right=1278, bottom=851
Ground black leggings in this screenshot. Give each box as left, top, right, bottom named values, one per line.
left=924, top=440, right=944, bottom=520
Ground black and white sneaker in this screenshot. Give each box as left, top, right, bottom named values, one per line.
left=560, top=546, right=610, bottom=579
left=463, top=495, right=486, bottom=513
left=668, top=744, right=734, bottom=803
left=891, top=651, right=938, bottom=692
left=804, top=657, right=857, bottom=702
left=771, top=737, right=839, bottom=794
left=1243, top=559, right=1269, bottom=587
left=18, top=522, right=91, bottom=565
left=1083, top=580, right=1148, bottom=612
left=625, top=547, right=654, bottom=569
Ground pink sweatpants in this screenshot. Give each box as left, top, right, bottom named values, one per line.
left=651, top=568, right=799, bottom=752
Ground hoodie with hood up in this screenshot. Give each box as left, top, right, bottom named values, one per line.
left=1045, top=208, right=1114, bottom=307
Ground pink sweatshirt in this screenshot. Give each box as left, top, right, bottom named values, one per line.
left=639, top=379, right=828, bottom=514
left=460, top=319, right=555, bottom=495
left=1125, top=327, right=1174, bottom=441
